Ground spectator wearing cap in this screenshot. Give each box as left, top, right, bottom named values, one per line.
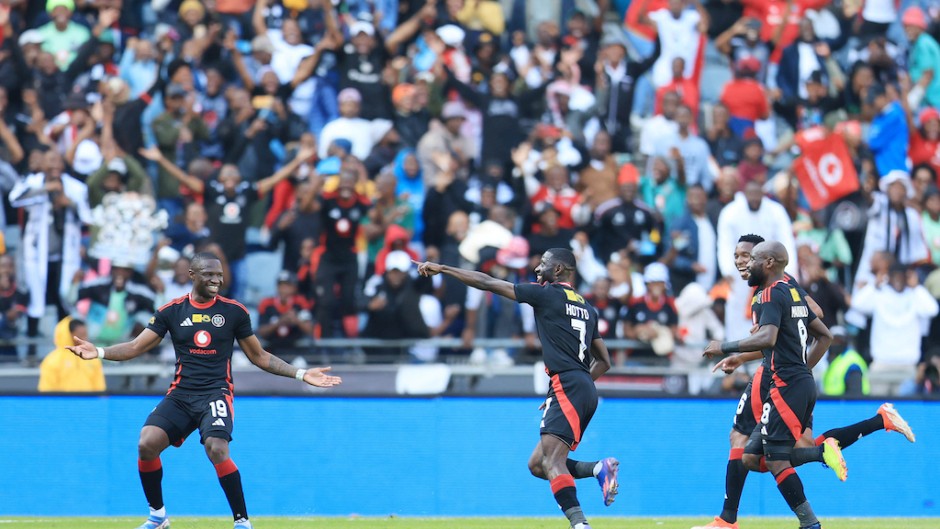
left=867, top=83, right=910, bottom=177
left=85, top=153, right=151, bottom=207
left=908, top=107, right=940, bottom=179
left=69, top=263, right=156, bottom=345
left=362, top=251, right=433, bottom=358
left=622, top=262, right=679, bottom=363
left=852, top=263, right=939, bottom=395
left=317, top=88, right=394, bottom=160
left=257, top=270, right=315, bottom=358
left=719, top=57, right=769, bottom=139
left=663, top=184, right=714, bottom=293
left=904, top=7, right=940, bottom=109
left=594, top=29, right=660, bottom=153
left=715, top=16, right=771, bottom=84
left=855, top=170, right=929, bottom=288
left=705, top=103, right=743, bottom=168
left=821, top=326, right=869, bottom=396
left=152, top=83, right=209, bottom=216
left=392, top=83, right=430, bottom=148
left=574, top=129, right=619, bottom=212
left=463, top=236, right=536, bottom=366
left=37, top=0, right=90, bottom=71
left=416, top=100, right=474, bottom=186
left=591, top=162, right=661, bottom=265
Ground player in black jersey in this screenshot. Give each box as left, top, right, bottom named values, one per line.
left=415, top=248, right=617, bottom=529
left=693, top=235, right=915, bottom=529
left=705, top=242, right=832, bottom=529
left=68, top=252, right=341, bottom=529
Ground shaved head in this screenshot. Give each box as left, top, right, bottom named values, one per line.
left=746, top=241, right=788, bottom=287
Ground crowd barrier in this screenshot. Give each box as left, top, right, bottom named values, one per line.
left=1, top=396, right=937, bottom=517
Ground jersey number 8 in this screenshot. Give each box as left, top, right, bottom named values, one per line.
left=797, top=319, right=808, bottom=364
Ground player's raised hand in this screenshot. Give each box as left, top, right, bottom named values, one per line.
left=302, top=367, right=342, bottom=388
left=702, top=340, right=723, bottom=359
left=413, top=260, right=442, bottom=277
left=67, top=336, right=99, bottom=360
left=713, top=354, right=744, bottom=374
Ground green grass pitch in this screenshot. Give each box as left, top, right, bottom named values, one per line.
left=1, top=518, right=937, bottom=529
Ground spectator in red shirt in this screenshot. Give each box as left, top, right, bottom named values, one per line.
left=528, top=163, right=588, bottom=231
left=719, top=57, right=769, bottom=138
left=909, top=107, right=940, bottom=181
left=654, top=57, right=700, bottom=126
left=257, top=271, right=315, bottom=357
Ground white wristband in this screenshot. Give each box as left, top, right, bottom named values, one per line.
left=96, top=347, right=105, bottom=360
left=295, top=368, right=306, bottom=381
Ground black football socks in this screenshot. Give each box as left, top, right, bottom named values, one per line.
left=215, top=459, right=249, bottom=522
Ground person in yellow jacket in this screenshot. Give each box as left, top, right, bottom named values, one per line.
left=38, top=317, right=106, bottom=392
left=822, top=326, right=870, bottom=396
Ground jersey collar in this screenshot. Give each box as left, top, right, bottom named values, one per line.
left=189, top=293, right=217, bottom=309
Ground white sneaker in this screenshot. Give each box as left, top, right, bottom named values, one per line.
left=489, top=348, right=514, bottom=367
left=469, top=347, right=487, bottom=365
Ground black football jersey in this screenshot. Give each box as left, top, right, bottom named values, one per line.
left=754, top=279, right=817, bottom=382
left=514, top=282, right=599, bottom=376
left=319, top=191, right=371, bottom=257
left=147, top=294, right=254, bottom=395
left=751, top=273, right=812, bottom=370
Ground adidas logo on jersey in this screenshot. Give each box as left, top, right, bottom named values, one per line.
left=212, top=418, right=225, bottom=426
left=180, top=318, right=193, bottom=327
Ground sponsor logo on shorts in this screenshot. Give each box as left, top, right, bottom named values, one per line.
left=211, top=314, right=225, bottom=327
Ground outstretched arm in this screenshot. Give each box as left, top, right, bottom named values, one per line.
left=238, top=335, right=341, bottom=387
left=67, top=329, right=164, bottom=361
left=703, top=324, right=779, bottom=358
left=414, top=260, right=517, bottom=300
left=712, top=351, right=763, bottom=373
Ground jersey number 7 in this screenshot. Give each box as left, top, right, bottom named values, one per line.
left=570, top=319, right=587, bottom=362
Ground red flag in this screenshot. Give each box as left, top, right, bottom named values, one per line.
left=793, top=131, right=859, bottom=210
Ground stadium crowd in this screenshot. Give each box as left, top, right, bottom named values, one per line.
left=3, top=0, right=940, bottom=397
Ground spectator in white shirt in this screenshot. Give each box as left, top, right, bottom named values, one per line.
left=851, top=264, right=939, bottom=395
left=317, top=88, right=393, bottom=160
left=716, top=181, right=797, bottom=340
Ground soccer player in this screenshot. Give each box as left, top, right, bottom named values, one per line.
left=706, top=241, right=833, bottom=529
left=67, top=252, right=341, bottom=529
left=415, top=249, right=618, bottom=529
left=693, top=235, right=915, bottom=529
